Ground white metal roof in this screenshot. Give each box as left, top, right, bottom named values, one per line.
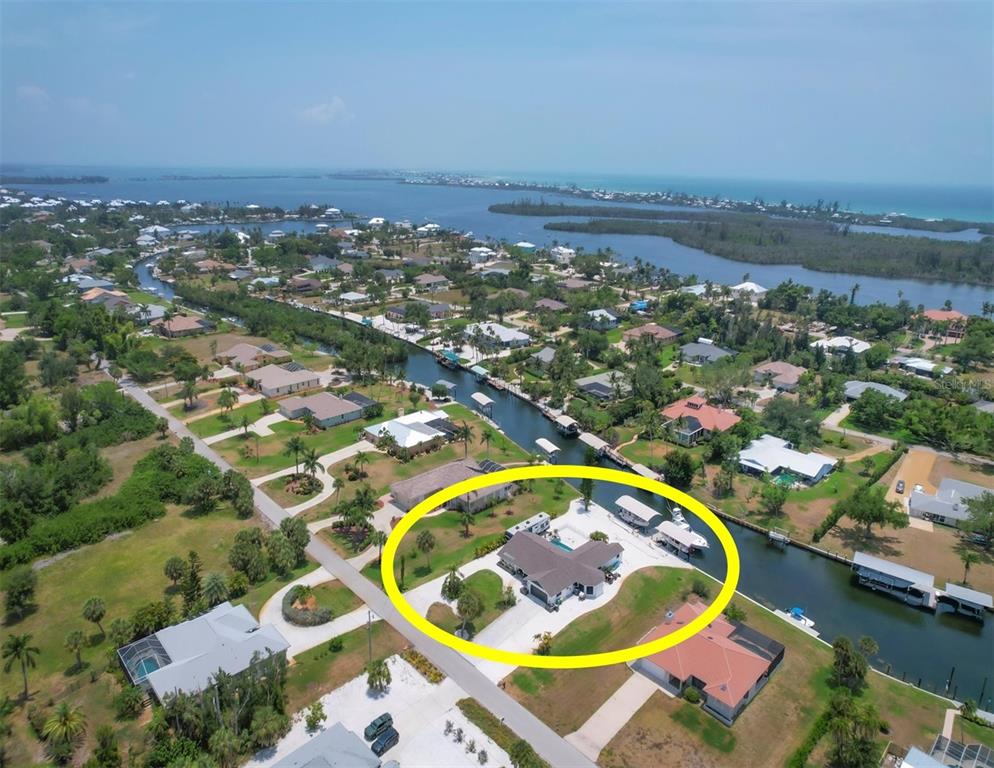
left=615, top=495, right=661, bottom=525
left=579, top=432, right=609, bottom=452
left=852, top=552, right=934, bottom=588
left=631, top=463, right=659, bottom=480
left=657, top=520, right=700, bottom=548
left=535, top=437, right=560, bottom=455
left=471, top=392, right=494, bottom=407
left=942, top=583, right=993, bottom=609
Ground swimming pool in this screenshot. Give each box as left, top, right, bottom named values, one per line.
left=552, top=539, right=573, bottom=552
left=134, top=657, right=161, bottom=679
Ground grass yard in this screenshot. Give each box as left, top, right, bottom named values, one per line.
left=261, top=474, right=322, bottom=508
left=506, top=567, right=692, bottom=735
left=362, top=479, right=578, bottom=591
left=424, top=570, right=508, bottom=638
left=185, top=399, right=272, bottom=438
left=1, top=311, right=29, bottom=329
left=284, top=620, right=407, bottom=712
left=598, top=585, right=956, bottom=768
left=312, top=580, right=364, bottom=617
left=0, top=502, right=298, bottom=765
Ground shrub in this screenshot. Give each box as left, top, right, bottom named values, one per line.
left=473, top=535, right=505, bottom=559
left=281, top=585, right=332, bottom=627
left=328, top=636, right=344, bottom=652
left=682, top=687, right=702, bottom=704
left=401, top=648, right=444, bottom=683
left=690, top=577, right=711, bottom=599
left=113, top=685, right=146, bottom=720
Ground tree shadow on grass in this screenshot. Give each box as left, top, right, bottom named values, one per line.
left=833, top=526, right=903, bottom=557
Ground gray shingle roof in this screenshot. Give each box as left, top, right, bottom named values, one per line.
left=499, top=532, right=622, bottom=596
left=271, top=722, right=379, bottom=768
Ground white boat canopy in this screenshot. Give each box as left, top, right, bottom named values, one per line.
left=535, top=437, right=560, bottom=455
left=630, top=463, right=660, bottom=480
left=657, top=520, right=700, bottom=551
left=579, top=432, right=609, bottom=453
left=470, top=392, right=494, bottom=408
left=554, top=414, right=578, bottom=429
left=615, top=495, right=662, bottom=527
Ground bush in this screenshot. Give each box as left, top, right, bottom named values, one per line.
left=401, top=648, right=444, bottom=683
left=328, top=636, right=344, bottom=652
left=690, top=577, right=711, bottom=599
left=113, top=685, right=146, bottom=719
left=473, top=535, right=505, bottom=559
left=682, top=687, right=702, bottom=704
left=281, top=585, right=332, bottom=627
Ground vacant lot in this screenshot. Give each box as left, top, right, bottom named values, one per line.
left=425, top=569, right=508, bottom=637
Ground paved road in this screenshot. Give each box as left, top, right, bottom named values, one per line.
left=123, top=380, right=596, bottom=768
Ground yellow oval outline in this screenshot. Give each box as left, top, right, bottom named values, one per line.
left=381, top=464, right=740, bottom=669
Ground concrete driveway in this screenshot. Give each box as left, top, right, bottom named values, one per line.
left=566, top=674, right=664, bottom=761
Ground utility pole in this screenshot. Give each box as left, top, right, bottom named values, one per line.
left=367, top=610, right=373, bottom=664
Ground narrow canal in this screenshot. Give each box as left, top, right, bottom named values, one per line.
left=135, top=260, right=993, bottom=702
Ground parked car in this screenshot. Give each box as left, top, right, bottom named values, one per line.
left=896, top=480, right=905, bottom=494
left=371, top=726, right=399, bottom=756
left=913, top=483, right=924, bottom=494
left=364, top=713, right=393, bottom=741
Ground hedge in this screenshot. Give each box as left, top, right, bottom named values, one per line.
left=812, top=445, right=907, bottom=543
left=281, top=585, right=332, bottom=627
left=786, top=709, right=832, bottom=768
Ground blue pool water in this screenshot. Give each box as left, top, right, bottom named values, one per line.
left=134, top=657, right=160, bottom=679
left=552, top=540, right=573, bottom=552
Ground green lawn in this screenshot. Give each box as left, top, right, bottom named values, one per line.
left=313, top=580, right=364, bottom=616
left=187, top=400, right=272, bottom=438
left=425, top=569, right=508, bottom=637
left=1, top=312, right=29, bottom=328
left=261, top=474, right=322, bottom=508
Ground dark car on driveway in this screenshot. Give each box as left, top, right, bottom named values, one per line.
left=371, top=726, right=399, bottom=756
left=896, top=480, right=905, bottom=494
left=364, top=713, right=393, bottom=741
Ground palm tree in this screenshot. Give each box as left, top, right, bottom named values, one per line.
left=42, top=702, right=87, bottom=758
left=240, top=411, right=252, bottom=437
left=353, top=450, right=370, bottom=478
left=302, top=412, right=317, bottom=434
left=366, top=658, right=392, bottom=693
left=457, top=421, right=475, bottom=458
left=370, top=530, right=388, bottom=560
left=481, top=427, right=494, bottom=457
left=217, top=387, right=237, bottom=414
left=417, top=530, right=436, bottom=570
left=259, top=398, right=275, bottom=416
left=2, top=633, right=39, bottom=700
left=181, top=379, right=198, bottom=410
left=960, top=551, right=980, bottom=585
left=639, top=403, right=662, bottom=462
left=460, top=511, right=473, bottom=538
left=65, top=629, right=85, bottom=671
left=349, top=484, right=377, bottom=527
left=284, top=435, right=306, bottom=477
left=203, top=572, right=229, bottom=607
left=332, top=476, right=344, bottom=503
left=302, top=448, right=320, bottom=479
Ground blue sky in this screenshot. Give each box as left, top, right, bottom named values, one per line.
left=1, top=1, right=991, bottom=185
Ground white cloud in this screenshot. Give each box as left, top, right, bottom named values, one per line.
left=16, top=84, right=52, bottom=107
left=298, top=97, right=352, bottom=125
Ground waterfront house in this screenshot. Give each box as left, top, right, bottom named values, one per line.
left=810, top=336, right=872, bottom=355
left=753, top=361, right=807, bottom=392
left=117, top=602, right=289, bottom=702
left=632, top=601, right=785, bottom=725
left=498, top=532, right=622, bottom=608
left=909, top=478, right=989, bottom=528
left=549, top=245, right=576, bottom=263
left=278, top=391, right=364, bottom=428
left=390, top=458, right=512, bottom=513
left=661, top=396, right=741, bottom=446
left=245, top=363, right=321, bottom=398
left=363, top=409, right=449, bottom=458
left=679, top=341, right=735, bottom=366
left=464, top=321, right=531, bottom=349
left=738, top=434, right=835, bottom=485
left=216, top=342, right=292, bottom=372
left=576, top=370, right=631, bottom=401
left=530, top=346, right=557, bottom=370
left=730, top=281, right=768, bottom=301
left=920, top=308, right=968, bottom=340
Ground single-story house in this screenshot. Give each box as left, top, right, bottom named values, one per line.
left=271, top=722, right=379, bottom=768
left=464, top=322, right=531, bottom=349
left=195, top=259, right=236, bottom=273
left=151, top=314, right=213, bottom=338
left=245, top=363, right=321, bottom=398
left=339, top=291, right=368, bottom=305
left=390, top=458, right=512, bottom=513
left=810, top=336, right=872, bottom=355
left=498, top=532, right=622, bottom=607
left=586, top=308, right=619, bottom=330
left=272, top=722, right=379, bottom=768
left=385, top=301, right=452, bottom=322
left=680, top=341, right=735, bottom=366
left=414, top=273, right=450, bottom=293
left=376, top=268, right=404, bottom=283
left=530, top=346, right=557, bottom=369
left=216, top=342, right=292, bottom=371
left=278, top=391, right=364, bottom=428
left=891, top=356, right=954, bottom=378
left=730, top=281, right=768, bottom=301
left=363, top=409, right=449, bottom=457
left=559, top=277, right=592, bottom=291
left=844, top=380, right=908, bottom=402
left=575, top=370, right=631, bottom=401
left=738, top=434, right=835, bottom=485
left=288, top=277, right=324, bottom=294
left=632, top=601, right=785, bottom=725
left=623, top=323, right=680, bottom=346
left=468, top=246, right=496, bottom=264
left=127, top=303, right=168, bottom=325
left=72, top=276, right=116, bottom=292
left=909, top=478, right=989, bottom=528
left=308, top=255, right=340, bottom=272
left=534, top=297, right=568, bottom=312
left=753, top=361, right=807, bottom=392
left=117, top=602, right=289, bottom=702
left=661, top=396, right=741, bottom=446
left=80, top=286, right=128, bottom=304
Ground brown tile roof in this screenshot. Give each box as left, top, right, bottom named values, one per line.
left=661, top=396, right=741, bottom=433
left=623, top=323, right=680, bottom=343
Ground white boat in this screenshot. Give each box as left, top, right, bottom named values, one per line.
left=670, top=507, right=708, bottom=549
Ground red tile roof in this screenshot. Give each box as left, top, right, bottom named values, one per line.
left=922, top=309, right=967, bottom=323
left=639, top=602, right=771, bottom=709
left=623, top=323, right=679, bottom=343
left=661, top=397, right=740, bottom=433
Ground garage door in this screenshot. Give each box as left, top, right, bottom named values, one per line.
left=529, top=583, right=549, bottom=603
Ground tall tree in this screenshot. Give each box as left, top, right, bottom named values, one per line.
left=366, top=658, right=392, bottom=693
left=417, top=530, right=437, bottom=570
left=82, top=596, right=106, bottom=636
left=2, top=632, right=39, bottom=699
left=283, top=435, right=306, bottom=476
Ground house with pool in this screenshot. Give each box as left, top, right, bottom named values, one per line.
left=497, top=531, right=622, bottom=609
